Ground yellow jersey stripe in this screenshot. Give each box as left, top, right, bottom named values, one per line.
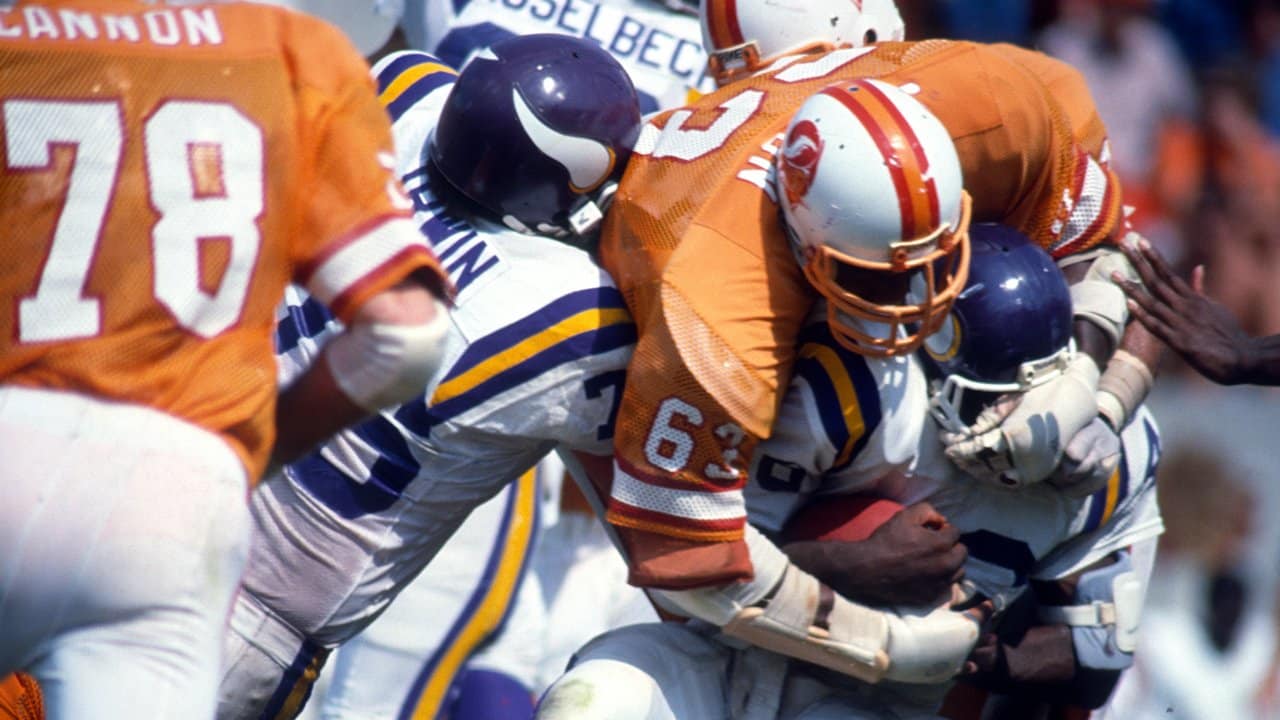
left=800, top=343, right=867, bottom=468
left=379, top=62, right=456, bottom=108
left=271, top=651, right=328, bottom=720
left=406, top=470, right=538, bottom=719
left=432, top=307, right=631, bottom=404
left=1099, top=466, right=1122, bottom=527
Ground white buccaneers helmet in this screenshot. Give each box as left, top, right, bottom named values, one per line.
left=779, top=79, right=971, bottom=358
left=701, top=0, right=905, bottom=85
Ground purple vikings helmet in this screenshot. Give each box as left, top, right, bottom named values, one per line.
left=924, top=223, right=1076, bottom=431
left=429, top=34, right=642, bottom=240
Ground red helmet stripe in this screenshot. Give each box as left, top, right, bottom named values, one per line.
left=706, top=0, right=744, bottom=50
left=822, top=83, right=938, bottom=240
left=859, top=81, right=941, bottom=233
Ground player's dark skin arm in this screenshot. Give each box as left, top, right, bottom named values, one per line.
left=777, top=502, right=968, bottom=607
left=965, top=559, right=1123, bottom=714
left=1114, top=238, right=1280, bottom=386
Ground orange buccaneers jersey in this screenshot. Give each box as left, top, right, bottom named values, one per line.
left=601, top=40, right=1124, bottom=587
left=0, top=1, right=445, bottom=479
left=0, top=673, right=41, bottom=720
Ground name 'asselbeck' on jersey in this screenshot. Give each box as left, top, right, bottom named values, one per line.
left=401, top=0, right=714, bottom=113
left=250, top=52, right=635, bottom=642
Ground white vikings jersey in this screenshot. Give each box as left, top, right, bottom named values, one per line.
left=248, top=52, right=634, bottom=647
left=746, top=317, right=1164, bottom=606
left=401, top=0, right=713, bottom=113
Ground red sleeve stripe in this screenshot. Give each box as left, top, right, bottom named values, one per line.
left=823, top=82, right=939, bottom=241
left=614, top=455, right=744, bottom=494
left=1051, top=154, right=1117, bottom=257
left=324, top=246, right=438, bottom=321
left=611, top=459, right=747, bottom=523
left=303, top=216, right=431, bottom=307
left=607, top=500, right=747, bottom=536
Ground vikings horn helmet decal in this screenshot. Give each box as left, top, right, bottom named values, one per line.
left=510, top=88, right=617, bottom=194
left=429, top=34, right=641, bottom=239
left=925, top=223, right=1075, bottom=432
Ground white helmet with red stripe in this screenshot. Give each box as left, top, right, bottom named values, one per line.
left=702, top=0, right=905, bottom=86
left=780, top=79, right=972, bottom=358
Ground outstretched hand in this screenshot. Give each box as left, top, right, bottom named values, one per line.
left=782, top=501, right=967, bottom=607
left=1114, top=239, right=1255, bottom=385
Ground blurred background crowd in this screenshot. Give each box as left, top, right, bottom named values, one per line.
left=905, top=1, right=1280, bottom=716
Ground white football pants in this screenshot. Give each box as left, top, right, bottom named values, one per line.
left=0, top=386, right=250, bottom=719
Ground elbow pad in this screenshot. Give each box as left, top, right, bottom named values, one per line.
left=654, top=525, right=892, bottom=683
left=1061, top=245, right=1138, bottom=348
left=1038, top=550, right=1142, bottom=672
left=715, top=568, right=981, bottom=685
left=325, top=300, right=450, bottom=412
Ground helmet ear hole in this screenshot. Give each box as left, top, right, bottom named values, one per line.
left=863, top=29, right=878, bottom=44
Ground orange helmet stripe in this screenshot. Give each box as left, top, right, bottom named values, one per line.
left=705, top=0, right=744, bottom=50
left=822, top=83, right=941, bottom=240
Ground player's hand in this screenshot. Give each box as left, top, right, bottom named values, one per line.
left=1115, top=238, right=1256, bottom=385
left=783, top=502, right=966, bottom=607
left=964, top=632, right=1001, bottom=675
left=1047, top=416, right=1121, bottom=497
left=939, top=354, right=1100, bottom=488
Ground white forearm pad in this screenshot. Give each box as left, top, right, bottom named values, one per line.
left=882, top=600, right=982, bottom=684
left=1038, top=550, right=1143, bottom=667
left=1064, top=246, right=1137, bottom=347
left=325, top=300, right=450, bottom=412
left=1096, top=350, right=1154, bottom=432
left=650, top=523, right=791, bottom=626
left=719, top=564, right=891, bottom=684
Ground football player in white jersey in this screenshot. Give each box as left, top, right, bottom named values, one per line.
left=215, top=36, right=645, bottom=720
left=536, top=224, right=1164, bottom=720
left=400, top=0, right=713, bottom=113
left=320, top=0, right=718, bottom=713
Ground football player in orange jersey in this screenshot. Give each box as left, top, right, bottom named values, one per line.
left=594, top=0, right=1155, bottom=683
left=0, top=1, right=453, bottom=718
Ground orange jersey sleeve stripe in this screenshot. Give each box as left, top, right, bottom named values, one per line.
left=613, top=454, right=745, bottom=495
left=1049, top=153, right=1122, bottom=257
left=301, top=215, right=443, bottom=321
left=608, top=457, right=747, bottom=539
left=606, top=504, right=745, bottom=542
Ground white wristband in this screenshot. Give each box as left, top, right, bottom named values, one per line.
left=325, top=300, right=450, bottom=412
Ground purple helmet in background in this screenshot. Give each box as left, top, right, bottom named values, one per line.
left=924, top=223, right=1076, bottom=431
left=429, top=34, right=642, bottom=240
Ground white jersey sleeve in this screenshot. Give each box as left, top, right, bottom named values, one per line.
left=402, top=0, right=714, bottom=113
left=1034, top=405, right=1164, bottom=581
left=246, top=52, right=634, bottom=643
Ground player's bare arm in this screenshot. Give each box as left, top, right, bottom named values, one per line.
left=271, top=277, right=449, bottom=466
left=1116, top=237, right=1280, bottom=386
